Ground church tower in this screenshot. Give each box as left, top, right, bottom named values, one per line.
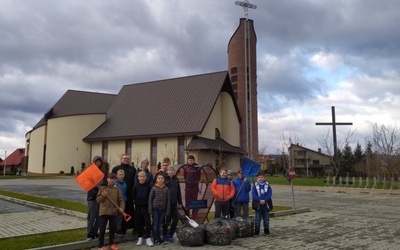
left=228, top=17, right=259, bottom=160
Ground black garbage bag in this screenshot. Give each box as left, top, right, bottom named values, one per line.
left=232, top=216, right=254, bottom=238
left=176, top=223, right=205, bottom=247
left=205, top=218, right=234, bottom=246
left=226, top=218, right=238, bottom=240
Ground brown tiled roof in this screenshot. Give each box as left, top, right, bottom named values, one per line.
left=0, top=148, right=25, bottom=166
left=84, top=71, right=237, bottom=141
left=186, top=136, right=245, bottom=155
left=33, top=90, right=116, bottom=129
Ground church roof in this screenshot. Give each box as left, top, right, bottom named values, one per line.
left=84, top=71, right=239, bottom=141
left=33, top=90, right=116, bottom=130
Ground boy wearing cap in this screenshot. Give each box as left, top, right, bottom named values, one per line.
left=86, top=155, right=106, bottom=241
left=233, top=169, right=251, bottom=217
left=134, top=157, right=154, bottom=186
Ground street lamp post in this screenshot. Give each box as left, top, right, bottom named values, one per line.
left=3, top=151, right=7, bottom=176
left=75, top=147, right=78, bottom=177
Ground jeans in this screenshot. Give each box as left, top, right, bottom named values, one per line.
left=163, top=204, right=179, bottom=236
left=98, top=215, right=117, bottom=248
left=255, top=203, right=270, bottom=230
left=152, top=209, right=165, bottom=241
left=235, top=202, right=249, bottom=217
left=86, top=200, right=99, bottom=238
left=135, top=205, right=151, bottom=238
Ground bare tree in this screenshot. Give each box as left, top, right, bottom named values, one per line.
left=371, top=123, right=400, bottom=181
left=319, top=129, right=356, bottom=180
left=277, top=132, right=302, bottom=174
left=131, top=151, right=143, bottom=168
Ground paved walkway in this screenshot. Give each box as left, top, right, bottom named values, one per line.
left=1, top=178, right=400, bottom=249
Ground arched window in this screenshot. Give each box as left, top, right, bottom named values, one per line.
left=215, top=128, right=221, bottom=139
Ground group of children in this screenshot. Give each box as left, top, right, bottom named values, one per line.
left=211, top=168, right=273, bottom=236
left=87, top=155, right=272, bottom=250
left=86, top=156, right=181, bottom=250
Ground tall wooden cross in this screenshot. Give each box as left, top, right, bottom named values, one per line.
left=315, top=106, right=353, bottom=155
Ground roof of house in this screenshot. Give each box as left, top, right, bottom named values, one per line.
left=84, top=71, right=239, bottom=141
left=186, top=136, right=245, bottom=155
left=33, top=90, right=117, bottom=130
left=0, top=148, right=25, bottom=166
left=289, top=144, right=329, bottom=157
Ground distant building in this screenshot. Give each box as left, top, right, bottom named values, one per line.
left=289, top=144, right=332, bottom=177
left=258, top=154, right=280, bottom=172
left=0, top=148, right=26, bottom=175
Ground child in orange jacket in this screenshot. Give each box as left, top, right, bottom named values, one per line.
left=211, top=168, right=235, bottom=219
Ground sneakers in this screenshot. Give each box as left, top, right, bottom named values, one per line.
left=137, top=237, right=144, bottom=246
left=164, top=234, right=173, bottom=243
left=155, top=239, right=166, bottom=245
left=108, top=244, right=119, bottom=250
left=86, top=233, right=98, bottom=241
left=264, top=228, right=271, bottom=235
left=115, top=231, right=124, bottom=237
left=146, top=237, right=154, bottom=247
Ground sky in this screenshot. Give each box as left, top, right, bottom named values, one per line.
left=1, top=0, right=399, bottom=157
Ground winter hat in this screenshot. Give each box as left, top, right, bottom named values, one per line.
left=92, top=155, right=102, bottom=163
left=141, top=157, right=149, bottom=164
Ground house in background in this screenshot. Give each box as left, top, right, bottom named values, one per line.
left=25, top=71, right=245, bottom=175
left=259, top=154, right=278, bottom=172
left=289, top=144, right=332, bottom=177
left=0, top=148, right=26, bottom=175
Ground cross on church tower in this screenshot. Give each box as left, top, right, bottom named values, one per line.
left=316, top=106, right=353, bottom=156
left=235, top=0, right=257, bottom=19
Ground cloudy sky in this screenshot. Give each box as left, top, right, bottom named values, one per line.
left=1, top=0, right=399, bottom=157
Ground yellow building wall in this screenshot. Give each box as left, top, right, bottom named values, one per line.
left=198, top=92, right=241, bottom=169
left=44, top=114, right=106, bottom=174
left=26, top=126, right=46, bottom=174
left=201, top=92, right=240, bottom=146
left=220, top=92, right=240, bottom=146
left=131, top=139, right=151, bottom=167
left=106, top=141, right=126, bottom=168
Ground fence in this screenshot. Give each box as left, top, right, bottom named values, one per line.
left=325, top=176, right=400, bottom=190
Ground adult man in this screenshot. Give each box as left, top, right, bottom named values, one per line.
left=112, top=153, right=136, bottom=235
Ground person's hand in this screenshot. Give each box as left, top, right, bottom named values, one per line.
left=260, top=200, right=266, bottom=205
left=244, top=177, right=247, bottom=182
left=218, top=194, right=223, bottom=199
left=101, top=191, right=107, bottom=197
left=119, top=208, right=124, bottom=214
left=177, top=204, right=182, bottom=209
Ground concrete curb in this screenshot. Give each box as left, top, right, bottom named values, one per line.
left=0, top=195, right=86, bottom=219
